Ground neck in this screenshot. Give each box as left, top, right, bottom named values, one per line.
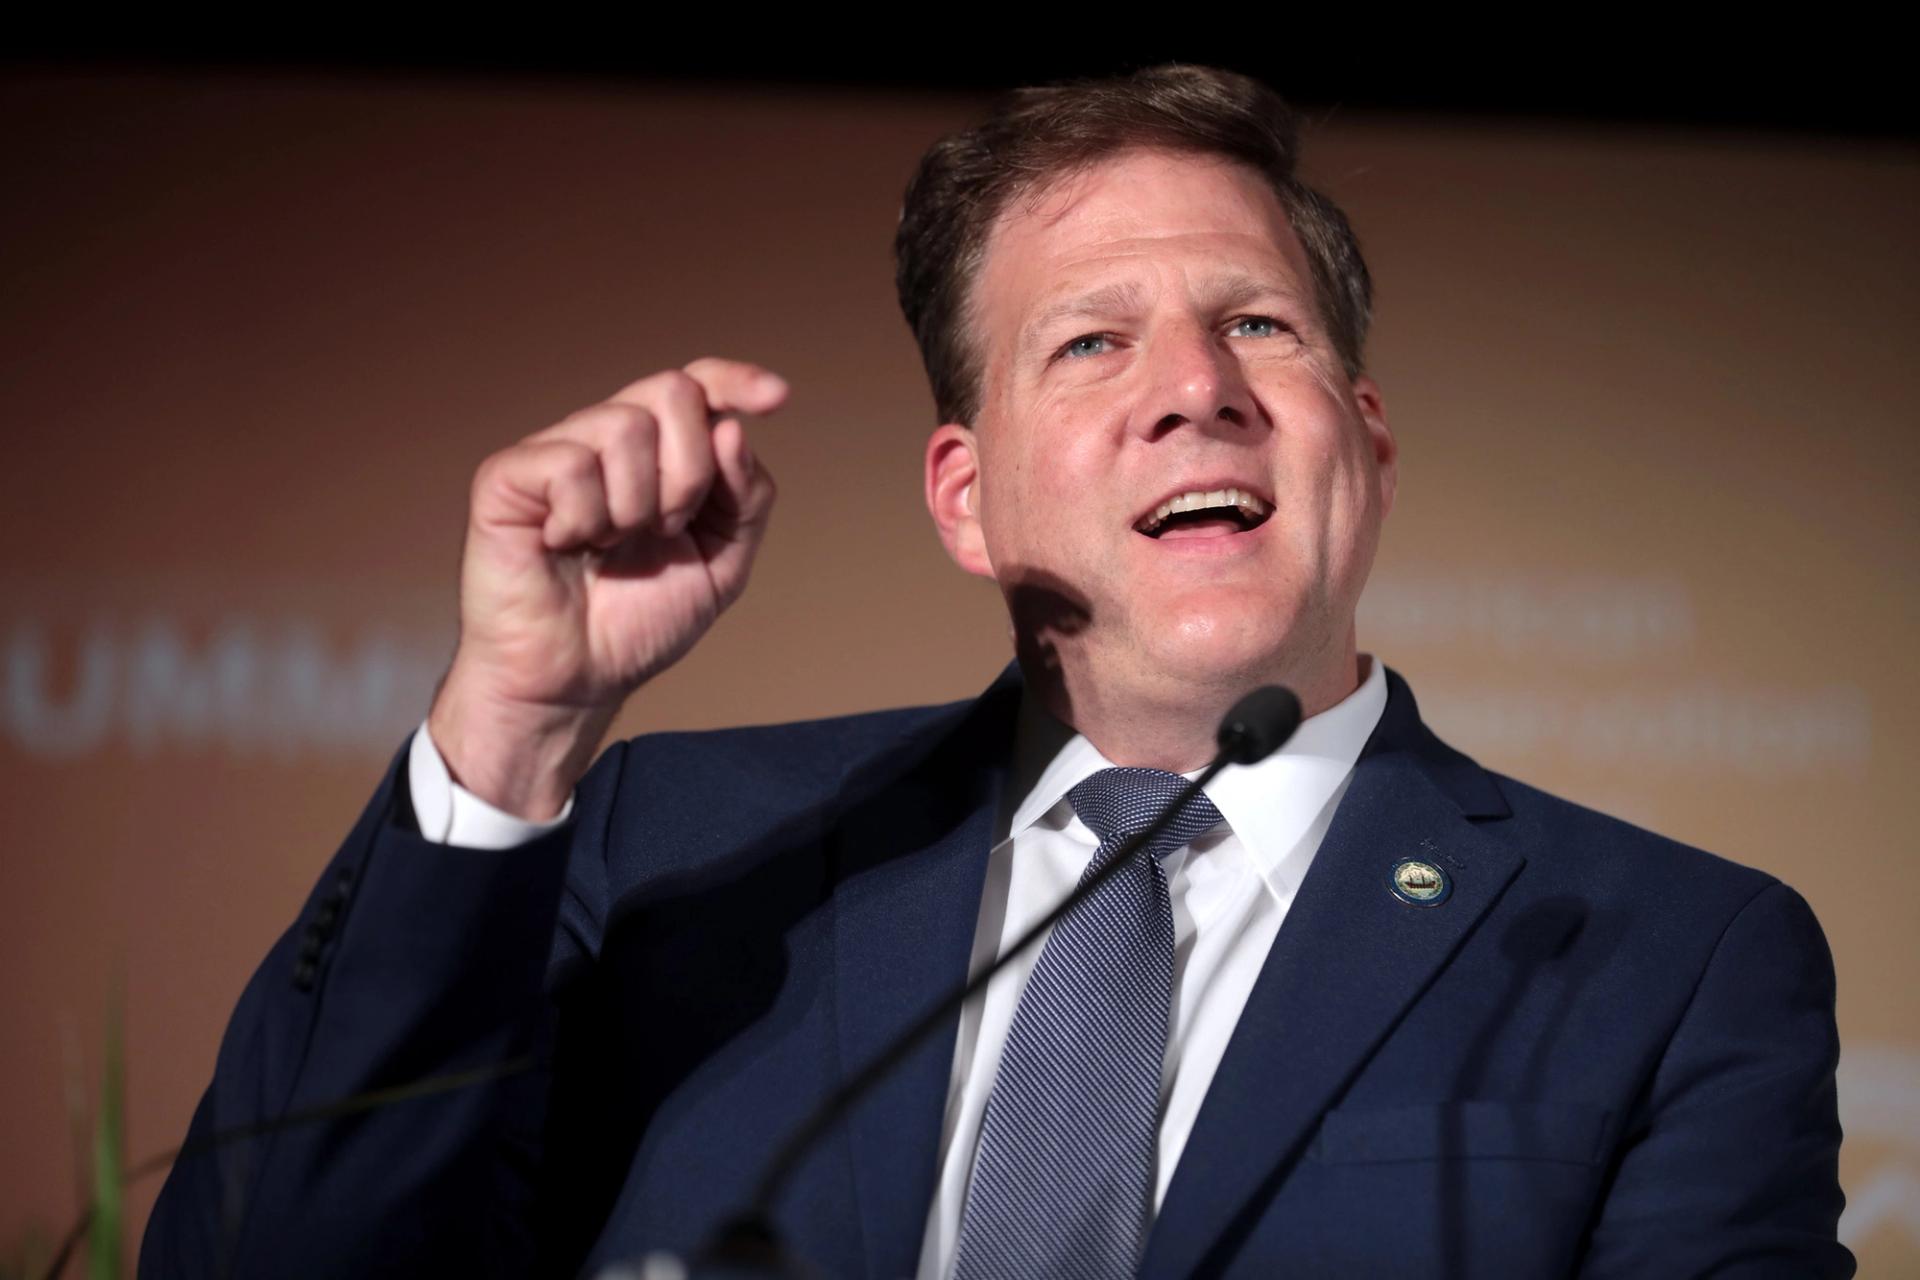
left=1019, top=643, right=1367, bottom=773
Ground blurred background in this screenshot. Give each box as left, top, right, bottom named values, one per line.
left=3, top=41, right=1914, bottom=1273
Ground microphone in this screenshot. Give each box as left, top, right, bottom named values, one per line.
left=1217, top=685, right=1302, bottom=764
left=697, top=685, right=1303, bottom=1275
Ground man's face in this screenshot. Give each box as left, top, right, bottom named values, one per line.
left=926, top=147, right=1396, bottom=725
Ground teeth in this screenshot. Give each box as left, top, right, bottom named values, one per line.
left=1138, top=488, right=1272, bottom=534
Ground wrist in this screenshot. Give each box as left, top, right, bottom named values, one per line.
left=426, top=666, right=617, bottom=821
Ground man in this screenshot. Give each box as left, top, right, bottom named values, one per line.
left=142, top=66, right=1850, bottom=1277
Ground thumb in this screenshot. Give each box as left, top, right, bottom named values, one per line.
left=692, top=414, right=776, bottom=605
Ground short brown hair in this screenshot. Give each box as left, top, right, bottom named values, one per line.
left=894, top=63, right=1373, bottom=425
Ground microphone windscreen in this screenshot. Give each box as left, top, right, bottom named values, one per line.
left=1216, top=685, right=1303, bottom=764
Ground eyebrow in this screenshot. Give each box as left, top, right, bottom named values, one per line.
left=1207, top=270, right=1306, bottom=314
left=1019, top=272, right=1308, bottom=352
left=1021, top=281, right=1147, bottom=350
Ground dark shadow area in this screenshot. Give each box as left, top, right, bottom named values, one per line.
left=1002, top=566, right=1093, bottom=728
left=529, top=674, right=1024, bottom=1274
left=5, top=42, right=1909, bottom=138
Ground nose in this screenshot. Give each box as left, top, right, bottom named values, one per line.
left=1135, top=320, right=1262, bottom=440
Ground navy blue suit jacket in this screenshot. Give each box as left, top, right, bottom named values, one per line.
left=142, top=667, right=1850, bottom=1277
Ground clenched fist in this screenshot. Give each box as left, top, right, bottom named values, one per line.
left=427, top=358, right=786, bottom=819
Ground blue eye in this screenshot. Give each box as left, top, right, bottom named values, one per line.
left=1062, top=334, right=1111, bottom=359
left=1232, top=316, right=1281, bottom=338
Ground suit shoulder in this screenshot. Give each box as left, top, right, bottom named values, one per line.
left=1480, top=767, right=1786, bottom=916
left=621, top=694, right=971, bottom=765
left=589, top=690, right=985, bottom=817
left=551, top=688, right=997, bottom=922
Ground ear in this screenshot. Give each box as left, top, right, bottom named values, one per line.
left=925, top=423, right=994, bottom=578
left=1351, top=374, right=1397, bottom=517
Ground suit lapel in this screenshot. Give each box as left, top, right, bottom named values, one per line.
left=827, top=669, right=1021, bottom=1278
left=1144, top=672, right=1520, bottom=1280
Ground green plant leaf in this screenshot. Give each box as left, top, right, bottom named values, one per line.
left=86, top=987, right=123, bottom=1280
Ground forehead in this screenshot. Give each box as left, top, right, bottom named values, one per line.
left=975, top=147, right=1314, bottom=319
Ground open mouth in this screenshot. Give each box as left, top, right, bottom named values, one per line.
left=1135, top=488, right=1273, bottom=539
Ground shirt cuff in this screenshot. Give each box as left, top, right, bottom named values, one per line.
left=407, top=719, right=575, bottom=849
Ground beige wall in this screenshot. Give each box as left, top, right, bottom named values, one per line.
left=3, top=70, right=1914, bottom=1271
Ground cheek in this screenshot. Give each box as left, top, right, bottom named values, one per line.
left=1269, top=429, right=1383, bottom=566
left=1276, top=382, right=1380, bottom=501
left=994, top=406, right=1110, bottom=517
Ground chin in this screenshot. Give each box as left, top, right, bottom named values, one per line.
left=1139, top=598, right=1311, bottom=695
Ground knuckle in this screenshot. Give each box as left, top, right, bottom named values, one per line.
left=544, top=403, right=611, bottom=440
left=472, top=447, right=515, bottom=494
left=563, top=402, right=626, bottom=436
left=658, top=475, right=703, bottom=513
left=644, top=368, right=702, bottom=406
left=556, top=442, right=600, bottom=483
left=607, top=405, right=657, bottom=449
left=663, top=463, right=715, bottom=507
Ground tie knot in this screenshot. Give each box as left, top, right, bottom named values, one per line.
left=1066, top=766, right=1224, bottom=856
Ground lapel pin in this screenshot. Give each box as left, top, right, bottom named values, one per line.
left=1389, top=858, right=1452, bottom=907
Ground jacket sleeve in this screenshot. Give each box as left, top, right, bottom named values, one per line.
left=1577, top=880, right=1854, bottom=1278
left=138, top=734, right=630, bottom=1279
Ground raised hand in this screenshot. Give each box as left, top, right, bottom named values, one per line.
left=427, top=358, right=786, bottom=819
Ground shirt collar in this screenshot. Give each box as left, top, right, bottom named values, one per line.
left=997, top=657, right=1390, bottom=894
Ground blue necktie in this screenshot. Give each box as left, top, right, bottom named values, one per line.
left=952, top=767, right=1225, bottom=1280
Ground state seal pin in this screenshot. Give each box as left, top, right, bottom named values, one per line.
left=1389, top=858, right=1452, bottom=907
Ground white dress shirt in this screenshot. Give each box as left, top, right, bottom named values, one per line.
left=406, top=717, right=574, bottom=848
left=913, top=658, right=1386, bottom=1278
left=406, top=658, right=1388, bottom=1277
